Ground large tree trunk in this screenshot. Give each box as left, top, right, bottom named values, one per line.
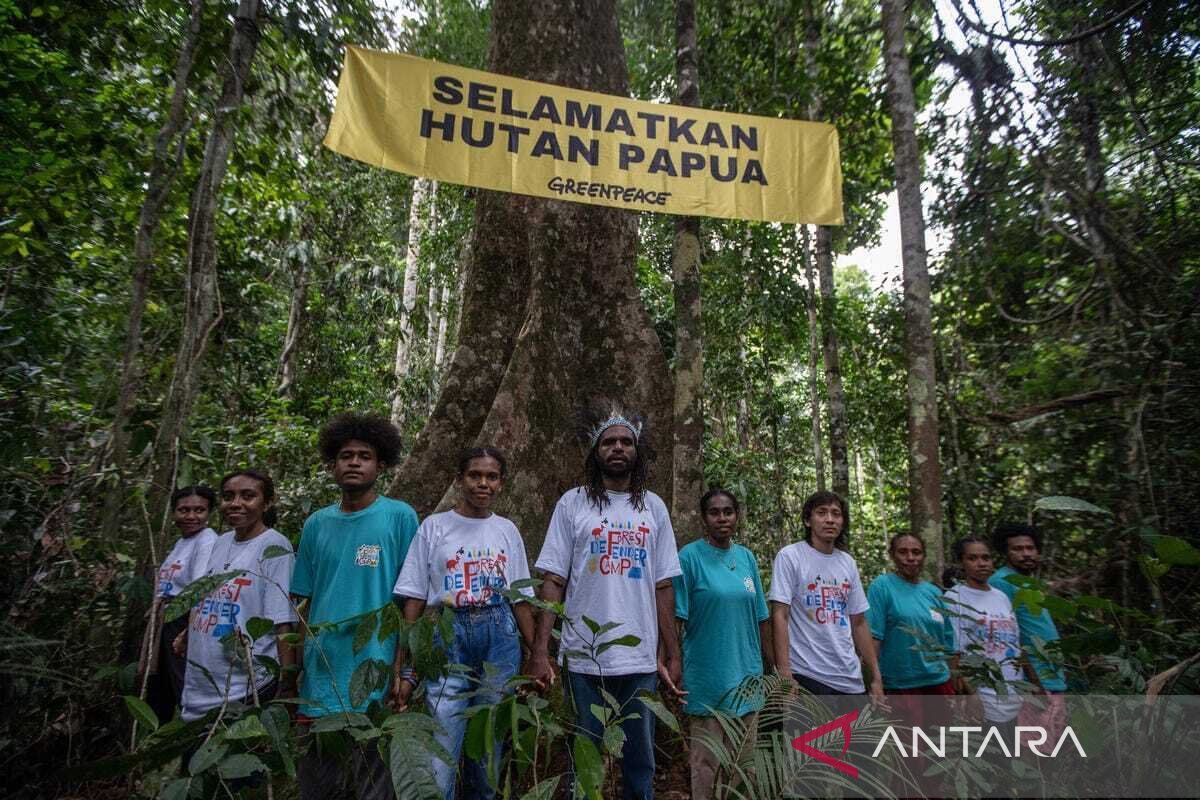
left=801, top=225, right=827, bottom=491
left=802, top=0, right=850, bottom=500
left=670, top=0, right=704, bottom=542
left=146, top=0, right=262, bottom=551
left=391, top=177, right=433, bottom=426
left=101, top=0, right=204, bottom=541
left=389, top=0, right=673, bottom=555
left=882, top=0, right=943, bottom=578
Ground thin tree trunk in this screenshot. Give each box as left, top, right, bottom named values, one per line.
left=389, top=0, right=673, bottom=552
left=101, top=0, right=203, bottom=541
left=873, top=445, right=889, bottom=541
left=434, top=282, right=449, bottom=370
left=801, top=225, right=827, bottom=492
left=276, top=240, right=308, bottom=397
left=670, top=0, right=704, bottom=542
left=803, top=0, right=851, bottom=501
left=146, top=0, right=262, bottom=552
left=391, top=177, right=432, bottom=426
left=882, top=0, right=943, bottom=579
left=815, top=227, right=850, bottom=499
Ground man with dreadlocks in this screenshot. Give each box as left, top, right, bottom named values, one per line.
left=530, top=408, right=682, bottom=800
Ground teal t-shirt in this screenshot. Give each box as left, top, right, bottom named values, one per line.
left=292, top=495, right=419, bottom=716
left=990, top=566, right=1067, bottom=691
left=673, top=540, right=769, bottom=717
left=866, top=573, right=955, bottom=690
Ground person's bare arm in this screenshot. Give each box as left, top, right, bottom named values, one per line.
left=513, top=601, right=536, bottom=650
left=389, top=597, right=426, bottom=710
left=759, top=618, right=775, bottom=673
left=771, top=602, right=792, bottom=683
left=284, top=595, right=308, bottom=695
left=851, top=612, right=886, bottom=704
left=656, top=580, right=684, bottom=698
left=275, top=622, right=297, bottom=699
left=527, top=572, right=565, bottom=690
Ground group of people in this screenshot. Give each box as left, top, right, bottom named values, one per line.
left=141, top=408, right=1067, bottom=800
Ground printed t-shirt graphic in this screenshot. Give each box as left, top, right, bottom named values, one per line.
left=769, top=541, right=869, bottom=693
left=535, top=488, right=681, bottom=676
left=866, top=573, right=955, bottom=689
left=673, top=539, right=769, bottom=716
left=180, top=529, right=297, bottom=721
left=944, top=584, right=1023, bottom=721
left=394, top=510, right=534, bottom=608
left=291, top=496, right=419, bottom=717
left=156, top=527, right=219, bottom=600
left=990, top=565, right=1067, bottom=691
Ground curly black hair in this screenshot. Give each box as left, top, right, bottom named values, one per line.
left=579, top=403, right=655, bottom=512
left=992, top=521, right=1042, bottom=555
left=318, top=412, right=403, bottom=467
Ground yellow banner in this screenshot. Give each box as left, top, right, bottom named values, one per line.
left=324, top=47, right=843, bottom=225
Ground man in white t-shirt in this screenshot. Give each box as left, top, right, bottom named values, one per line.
left=769, top=490, right=884, bottom=701
left=529, top=409, right=682, bottom=800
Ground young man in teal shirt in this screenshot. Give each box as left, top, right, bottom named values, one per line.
left=291, top=413, right=419, bottom=800
left=990, top=522, right=1068, bottom=692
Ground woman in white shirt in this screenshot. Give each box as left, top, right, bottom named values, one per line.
left=141, top=485, right=218, bottom=723
left=944, top=535, right=1041, bottom=735
left=175, top=470, right=298, bottom=721
left=392, top=447, right=536, bottom=800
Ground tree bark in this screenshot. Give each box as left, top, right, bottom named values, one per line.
left=276, top=238, right=309, bottom=397
left=802, top=0, right=850, bottom=500
left=391, top=177, right=433, bottom=426
left=388, top=0, right=673, bottom=556
left=882, top=0, right=943, bottom=578
left=670, top=0, right=705, bottom=542
left=101, top=0, right=204, bottom=541
left=801, top=225, right=827, bottom=491
left=146, top=0, right=262, bottom=551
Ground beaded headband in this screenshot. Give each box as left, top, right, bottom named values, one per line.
left=588, top=415, right=642, bottom=449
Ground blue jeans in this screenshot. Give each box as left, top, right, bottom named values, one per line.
left=427, top=604, right=521, bottom=800
left=565, top=670, right=658, bottom=800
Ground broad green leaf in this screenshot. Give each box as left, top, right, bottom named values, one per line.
left=389, top=723, right=445, bottom=800
left=1034, top=495, right=1110, bottom=515
left=349, top=658, right=390, bottom=707
left=602, top=723, right=626, bottom=756
left=353, top=611, right=379, bottom=654
left=217, top=753, right=267, bottom=780
left=311, top=712, right=372, bottom=733
left=262, top=545, right=291, bottom=559
left=635, top=692, right=679, bottom=733
left=378, top=603, right=404, bottom=642
left=158, top=778, right=191, bottom=800
left=1153, top=536, right=1200, bottom=566
left=572, top=735, right=604, bottom=800
left=596, top=634, right=641, bottom=654
left=165, top=570, right=239, bottom=619
left=508, top=577, right=541, bottom=591
left=224, top=715, right=268, bottom=740
left=519, top=776, right=560, bottom=800
left=123, top=695, right=158, bottom=732
left=188, top=740, right=227, bottom=775
left=245, top=616, right=275, bottom=642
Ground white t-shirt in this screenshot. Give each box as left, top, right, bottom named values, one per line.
left=393, top=510, right=534, bottom=608
left=769, top=541, right=869, bottom=693
left=944, top=584, right=1023, bottom=722
left=156, top=527, right=219, bottom=602
left=181, top=529, right=298, bottom=721
left=535, top=488, right=681, bottom=676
